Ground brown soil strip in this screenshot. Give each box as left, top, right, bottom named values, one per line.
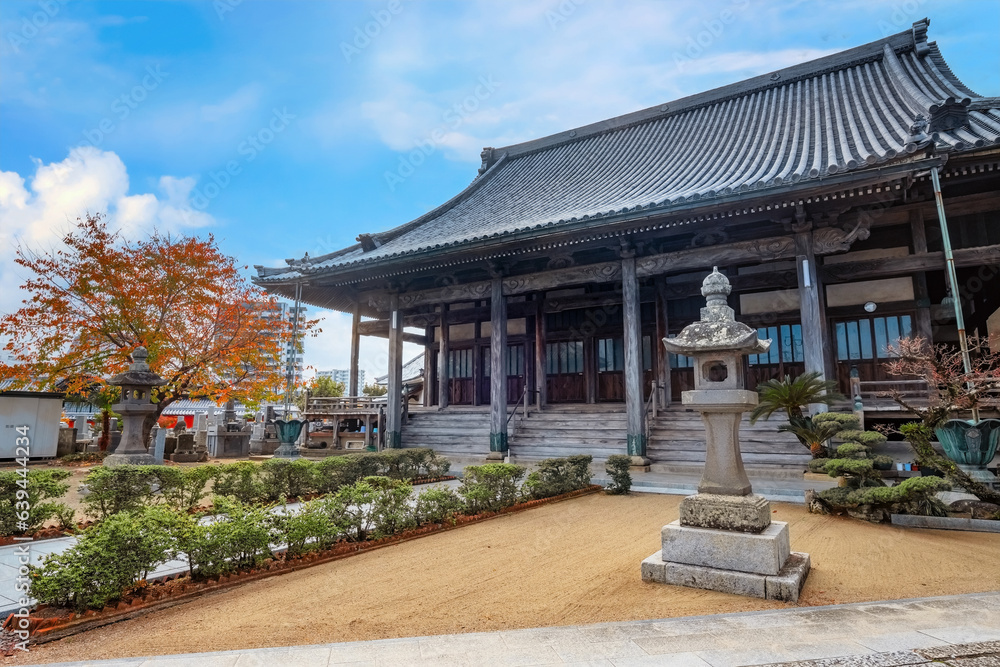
left=7, top=493, right=999, bottom=665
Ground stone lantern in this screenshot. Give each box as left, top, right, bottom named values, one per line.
left=104, top=347, right=164, bottom=467
left=641, top=268, right=810, bottom=601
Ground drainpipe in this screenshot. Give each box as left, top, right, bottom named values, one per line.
left=929, top=165, right=979, bottom=423
left=283, top=280, right=303, bottom=418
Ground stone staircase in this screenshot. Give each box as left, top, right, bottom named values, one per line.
left=507, top=404, right=628, bottom=461
left=648, top=407, right=809, bottom=476
left=400, top=407, right=522, bottom=460
left=401, top=404, right=810, bottom=476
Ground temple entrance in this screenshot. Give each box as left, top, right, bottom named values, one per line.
left=833, top=313, right=914, bottom=392
left=448, top=347, right=475, bottom=405
left=484, top=343, right=527, bottom=403
left=596, top=336, right=625, bottom=402
left=546, top=340, right=586, bottom=403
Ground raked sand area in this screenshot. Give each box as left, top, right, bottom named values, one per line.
left=8, top=492, right=1000, bottom=665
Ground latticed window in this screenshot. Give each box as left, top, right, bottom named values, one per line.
left=836, top=315, right=912, bottom=361
left=748, top=324, right=804, bottom=366
left=448, top=348, right=473, bottom=378
left=546, top=341, right=584, bottom=374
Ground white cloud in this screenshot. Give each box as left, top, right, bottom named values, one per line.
left=0, top=146, right=217, bottom=315
left=200, top=83, right=265, bottom=122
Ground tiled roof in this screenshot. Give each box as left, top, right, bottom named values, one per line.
left=375, top=353, right=425, bottom=385
left=256, top=19, right=999, bottom=289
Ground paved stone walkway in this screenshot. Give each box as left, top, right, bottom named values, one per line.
left=32, top=592, right=1000, bottom=666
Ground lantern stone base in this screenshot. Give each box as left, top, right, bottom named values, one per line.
left=679, top=493, right=772, bottom=533
left=641, top=550, right=810, bottom=602
left=641, top=520, right=809, bottom=601
left=104, top=452, right=157, bottom=467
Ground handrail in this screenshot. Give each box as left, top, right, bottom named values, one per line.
left=642, top=379, right=658, bottom=443
left=506, top=383, right=532, bottom=428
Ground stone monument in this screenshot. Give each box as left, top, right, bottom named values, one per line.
left=641, top=268, right=810, bottom=601
left=170, top=416, right=200, bottom=462
left=104, top=347, right=164, bottom=467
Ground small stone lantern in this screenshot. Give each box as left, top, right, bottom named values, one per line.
left=104, top=347, right=164, bottom=466
left=642, top=268, right=810, bottom=601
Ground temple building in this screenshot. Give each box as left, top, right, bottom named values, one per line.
left=255, top=20, right=1000, bottom=471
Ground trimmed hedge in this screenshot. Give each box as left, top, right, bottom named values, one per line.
left=31, top=455, right=595, bottom=611
left=78, top=449, right=453, bottom=520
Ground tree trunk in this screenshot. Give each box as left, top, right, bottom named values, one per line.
left=98, top=409, right=110, bottom=451
left=141, top=396, right=176, bottom=450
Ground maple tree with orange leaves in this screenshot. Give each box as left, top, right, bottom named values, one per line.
left=0, top=213, right=317, bottom=446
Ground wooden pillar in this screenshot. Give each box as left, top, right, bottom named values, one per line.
left=622, top=252, right=649, bottom=463
left=910, top=210, right=934, bottom=341
left=386, top=294, right=403, bottom=448
left=437, top=305, right=450, bottom=409
left=472, top=319, right=481, bottom=407
left=655, top=277, right=672, bottom=406
left=488, top=277, right=508, bottom=459
left=349, top=304, right=361, bottom=397
left=422, top=326, right=433, bottom=407
left=535, top=299, right=547, bottom=408
left=796, top=232, right=828, bottom=385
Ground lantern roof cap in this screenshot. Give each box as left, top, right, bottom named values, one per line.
left=109, top=347, right=166, bottom=387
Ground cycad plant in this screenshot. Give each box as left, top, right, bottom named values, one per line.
left=778, top=416, right=842, bottom=458
left=750, top=372, right=844, bottom=455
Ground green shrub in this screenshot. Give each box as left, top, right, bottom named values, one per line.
left=30, top=506, right=179, bottom=611
left=815, top=476, right=951, bottom=523
left=351, top=452, right=383, bottom=479
left=213, top=462, right=265, bottom=504
left=176, top=497, right=274, bottom=579
left=807, top=458, right=830, bottom=473
left=260, top=458, right=317, bottom=501
left=424, top=452, right=452, bottom=479
left=458, top=463, right=526, bottom=513
left=823, top=458, right=880, bottom=484
left=414, top=487, right=464, bottom=525
left=871, top=455, right=894, bottom=471
left=838, top=430, right=887, bottom=447
left=0, top=469, right=71, bottom=536
left=81, top=465, right=160, bottom=520
left=812, top=412, right=859, bottom=428
left=332, top=477, right=380, bottom=542
left=314, top=456, right=363, bottom=494
left=366, top=476, right=415, bottom=537
left=523, top=456, right=593, bottom=500
left=604, top=455, right=632, bottom=495
left=835, top=442, right=868, bottom=458
left=271, top=498, right=340, bottom=557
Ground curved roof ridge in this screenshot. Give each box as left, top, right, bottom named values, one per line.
left=306, top=152, right=509, bottom=269
left=492, top=25, right=920, bottom=161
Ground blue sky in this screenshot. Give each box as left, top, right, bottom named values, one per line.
left=2, top=0, right=998, bottom=379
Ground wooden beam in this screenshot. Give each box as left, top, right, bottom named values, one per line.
left=821, top=244, right=1000, bottom=283
left=356, top=319, right=427, bottom=345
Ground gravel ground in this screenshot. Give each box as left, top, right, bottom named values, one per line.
left=6, top=492, right=1000, bottom=665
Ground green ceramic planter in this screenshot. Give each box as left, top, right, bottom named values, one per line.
left=934, top=419, right=1000, bottom=468
left=274, top=419, right=306, bottom=445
